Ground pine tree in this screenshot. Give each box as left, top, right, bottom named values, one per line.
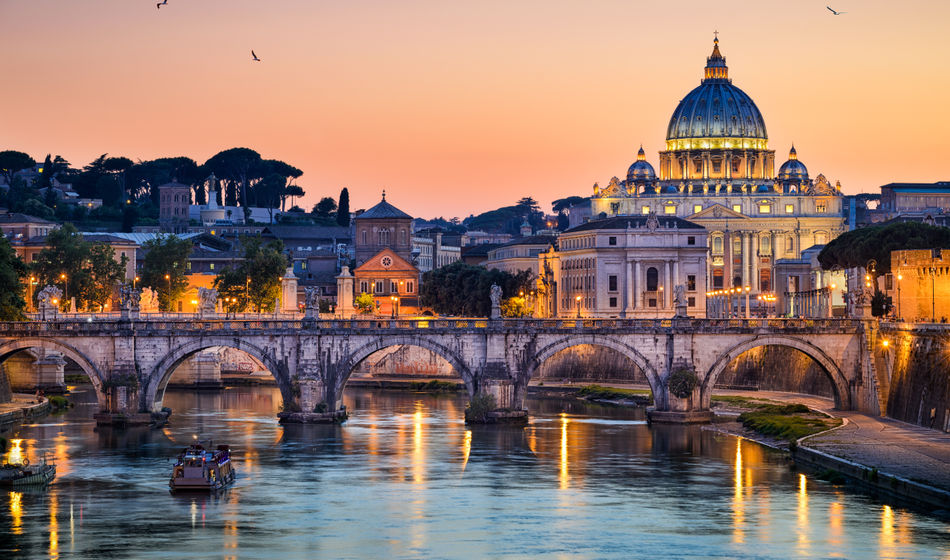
left=337, top=187, right=350, bottom=227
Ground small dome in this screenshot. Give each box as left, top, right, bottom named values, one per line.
left=778, top=145, right=809, bottom=181
left=626, top=146, right=657, bottom=182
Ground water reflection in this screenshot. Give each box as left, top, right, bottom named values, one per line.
left=0, top=386, right=947, bottom=559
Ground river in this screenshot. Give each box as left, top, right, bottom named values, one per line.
left=2, top=385, right=949, bottom=559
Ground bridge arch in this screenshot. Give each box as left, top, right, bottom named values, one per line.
left=525, top=335, right=660, bottom=397
left=145, top=338, right=294, bottom=412
left=0, top=337, right=106, bottom=403
left=336, top=335, right=474, bottom=397
left=702, top=335, right=851, bottom=409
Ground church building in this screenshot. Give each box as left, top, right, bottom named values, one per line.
left=589, top=37, right=846, bottom=298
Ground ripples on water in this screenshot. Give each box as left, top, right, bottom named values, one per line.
left=2, top=386, right=949, bottom=559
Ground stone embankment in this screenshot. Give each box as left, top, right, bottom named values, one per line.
left=0, top=394, right=52, bottom=431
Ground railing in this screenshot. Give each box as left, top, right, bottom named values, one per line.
left=0, top=316, right=867, bottom=335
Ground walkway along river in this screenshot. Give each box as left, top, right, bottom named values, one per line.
left=2, top=386, right=949, bottom=559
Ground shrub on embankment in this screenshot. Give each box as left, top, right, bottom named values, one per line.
left=577, top=385, right=652, bottom=404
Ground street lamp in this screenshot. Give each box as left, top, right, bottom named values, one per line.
left=164, top=274, right=171, bottom=313
left=133, top=276, right=139, bottom=290
left=744, top=285, right=751, bottom=319
left=60, top=273, right=68, bottom=312
left=575, top=295, right=582, bottom=318
left=390, top=295, right=398, bottom=318
left=930, top=266, right=936, bottom=323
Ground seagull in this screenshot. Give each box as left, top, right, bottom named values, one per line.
left=251, top=50, right=261, bottom=62
left=157, top=0, right=167, bottom=8
left=826, top=6, right=846, bottom=15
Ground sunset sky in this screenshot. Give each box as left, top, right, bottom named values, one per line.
left=3, top=0, right=949, bottom=219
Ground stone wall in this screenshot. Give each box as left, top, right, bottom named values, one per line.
left=0, top=362, right=12, bottom=403
left=887, top=331, right=950, bottom=431
left=714, top=346, right=835, bottom=397
left=352, top=345, right=456, bottom=378
left=536, top=344, right=648, bottom=384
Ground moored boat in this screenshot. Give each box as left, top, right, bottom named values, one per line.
left=0, top=458, right=57, bottom=487
left=168, top=443, right=235, bottom=492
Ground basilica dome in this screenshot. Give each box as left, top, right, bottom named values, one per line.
left=777, top=145, right=809, bottom=180
left=627, top=146, right=656, bottom=183
left=665, top=38, right=767, bottom=147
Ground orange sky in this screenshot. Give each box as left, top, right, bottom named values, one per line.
left=3, top=0, right=949, bottom=219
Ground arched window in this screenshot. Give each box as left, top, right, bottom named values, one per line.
left=647, top=267, right=658, bottom=291
left=712, top=236, right=723, bottom=254
left=760, top=235, right=771, bottom=254
left=361, top=230, right=367, bottom=244
left=786, top=235, right=794, bottom=253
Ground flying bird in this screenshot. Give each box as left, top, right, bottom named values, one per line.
left=826, top=6, right=846, bottom=15
left=251, top=50, right=261, bottom=62
left=157, top=0, right=168, bottom=9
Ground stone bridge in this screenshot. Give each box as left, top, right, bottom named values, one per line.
left=0, top=317, right=887, bottom=425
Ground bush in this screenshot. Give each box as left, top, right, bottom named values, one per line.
left=668, top=367, right=698, bottom=399
left=577, top=384, right=651, bottom=401
left=408, top=380, right=461, bottom=393
left=313, top=402, right=328, bottom=413
left=464, top=392, right=497, bottom=423
left=48, top=395, right=69, bottom=410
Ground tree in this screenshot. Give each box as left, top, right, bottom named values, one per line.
left=312, top=197, right=337, bottom=218
left=0, top=150, right=36, bottom=186
left=552, top=196, right=587, bottom=213
left=516, top=197, right=540, bottom=213
left=140, top=235, right=193, bottom=312
left=818, top=222, right=950, bottom=274
left=556, top=210, right=570, bottom=231
left=31, top=224, right=126, bottom=311
left=354, top=292, right=375, bottom=314
left=213, top=237, right=287, bottom=313
left=337, top=187, right=351, bottom=226
left=284, top=184, right=305, bottom=211
left=420, top=262, right=533, bottom=317
left=0, top=236, right=27, bottom=320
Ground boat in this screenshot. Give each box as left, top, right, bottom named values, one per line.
left=168, top=443, right=235, bottom=492
left=0, top=457, right=57, bottom=487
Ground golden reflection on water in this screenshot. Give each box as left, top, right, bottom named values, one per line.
left=6, top=438, right=25, bottom=465
left=10, top=490, right=23, bottom=535
left=460, top=430, right=471, bottom=474
left=559, top=413, right=570, bottom=490
left=732, top=438, right=744, bottom=543
left=69, top=502, right=74, bottom=554
left=829, top=499, right=844, bottom=557
left=53, top=433, right=69, bottom=478
left=49, top=491, right=59, bottom=559
left=223, top=516, right=239, bottom=560
left=412, top=406, right=424, bottom=485
left=409, top=403, right=427, bottom=554
left=797, top=473, right=810, bottom=554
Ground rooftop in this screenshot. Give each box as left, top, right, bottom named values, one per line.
left=565, top=215, right=704, bottom=233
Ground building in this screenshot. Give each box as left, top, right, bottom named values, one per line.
left=485, top=235, right=557, bottom=277
left=352, top=248, right=420, bottom=315
left=771, top=245, right=846, bottom=318
left=412, top=230, right=461, bottom=273
left=537, top=213, right=708, bottom=318
left=461, top=230, right=512, bottom=246
left=588, top=37, right=846, bottom=300
left=460, top=243, right=500, bottom=266
left=0, top=212, right=58, bottom=240
left=354, top=194, right=413, bottom=266
left=158, top=181, right=191, bottom=233
left=885, top=249, right=950, bottom=323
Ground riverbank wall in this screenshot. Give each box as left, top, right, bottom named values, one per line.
left=883, top=327, right=950, bottom=431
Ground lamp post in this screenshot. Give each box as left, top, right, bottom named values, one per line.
left=930, top=266, right=936, bottom=323
left=391, top=295, right=397, bottom=318
left=744, top=286, right=751, bottom=319
left=133, top=276, right=139, bottom=290
left=575, top=295, right=582, bottom=319
left=59, top=273, right=68, bottom=312
left=897, top=273, right=902, bottom=320
left=658, top=286, right=664, bottom=318
left=164, top=274, right=171, bottom=313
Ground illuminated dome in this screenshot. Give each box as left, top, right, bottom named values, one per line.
left=665, top=38, right=767, bottom=148
left=626, top=146, right=656, bottom=182
left=777, top=145, right=809, bottom=180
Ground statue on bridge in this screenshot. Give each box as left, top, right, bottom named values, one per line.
left=673, top=284, right=688, bottom=318
left=197, top=287, right=218, bottom=316
left=490, top=284, right=502, bottom=319
left=37, top=285, right=63, bottom=319
left=140, top=287, right=160, bottom=314
left=304, top=287, right=319, bottom=319
left=118, top=285, right=141, bottom=318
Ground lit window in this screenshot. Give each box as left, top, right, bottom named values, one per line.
left=759, top=204, right=771, bottom=214
left=301, top=262, right=307, bottom=270
left=732, top=204, right=741, bottom=213
left=785, top=204, right=794, bottom=214
left=816, top=202, right=827, bottom=213
left=664, top=205, right=676, bottom=214
left=641, top=205, right=650, bottom=214
left=693, top=204, right=703, bottom=214
left=209, top=263, right=215, bottom=270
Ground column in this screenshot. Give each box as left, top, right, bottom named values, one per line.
left=624, top=260, right=633, bottom=314
left=672, top=259, right=680, bottom=294
left=634, top=260, right=642, bottom=311
left=740, top=231, right=749, bottom=288
left=751, top=232, right=759, bottom=293
left=724, top=230, right=733, bottom=288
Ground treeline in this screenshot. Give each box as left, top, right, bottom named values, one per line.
left=818, top=221, right=950, bottom=274
left=0, top=147, right=353, bottom=230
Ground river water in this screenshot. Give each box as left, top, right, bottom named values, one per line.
left=2, top=385, right=949, bottom=559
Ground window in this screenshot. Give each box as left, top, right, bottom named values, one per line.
left=688, top=297, right=695, bottom=307
left=712, top=161, right=721, bottom=173
left=759, top=204, right=771, bottom=214
left=641, top=205, right=650, bottom=214
left=786, top=236, right=795, bottom=253
left=608, top=275, right=618, bottom=291
left=732, top=204, right=742, bottom=213
left=687, top=236, right=696, bottom=246
left=609, top=297, right=617, bottom=308
left=186, top=262, right=192, bottom=270
left=815, top=232, right=828, bottom=245
left=687, top=275, right=696, bottom=291
left=407, top=281, right=414, bottom=293
left=785, top=204, right=794, bottom=214
left=374, top=281, right=383, bottom=293
left=713, top=268, right=724, bottom=288
left=712, top=236, right=723, bottom=254
left=664, top=205, right=676, bottom=214
left=733, top=238, right=742, bottom=255
left=209, top=263, right=215, bottom=271
left=693, top=204, right=703, bottom=214
left=608, top=236, right=617, bottom=246
left=646, top=267, right=658, bottom=291
left=360, top=281, right=368, bottom=293
left=391, top=281, right=398, bottom=292
left=816, top=202, right=827, bottom=213
left=361, top=230, right=367, bottom=244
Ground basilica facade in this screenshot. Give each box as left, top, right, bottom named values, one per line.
left=590, top=37, right=846, bottom=295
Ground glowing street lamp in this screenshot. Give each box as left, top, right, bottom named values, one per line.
left=575, top=295, right=582, bottom=318
left=390, top=295, right=398, bottom=318
left=60, top=273, right=68, bottom=311
left=896, top=274, right=903, bottom=320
